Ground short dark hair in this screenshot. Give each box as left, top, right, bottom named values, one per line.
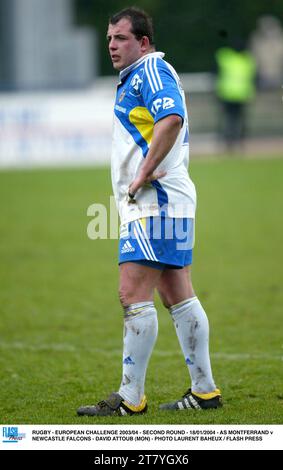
left=109, top=7, right=155, bottom=45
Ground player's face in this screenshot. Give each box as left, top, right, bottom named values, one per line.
left=107, top=19, right=148, bottom=71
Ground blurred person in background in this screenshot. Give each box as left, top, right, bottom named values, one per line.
left=77, top=6, right=222, bottom=417
left=215, top=40, right=256, bottom=152
left=249, top=16, right=283, bottom=90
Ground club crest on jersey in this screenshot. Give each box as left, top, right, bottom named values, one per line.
left=129, top=69, right=144, bottom=96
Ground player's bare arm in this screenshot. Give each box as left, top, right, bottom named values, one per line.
left=128, top=114, right=182, bottom=197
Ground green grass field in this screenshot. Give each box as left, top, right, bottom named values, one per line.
left=0, top=156, right=282, bottom=424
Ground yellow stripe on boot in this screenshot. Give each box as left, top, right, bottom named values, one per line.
left=192, top=388, right=221, bottom=400
left=123, top=395, right=147, bottom=412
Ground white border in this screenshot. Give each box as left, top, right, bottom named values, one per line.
left=1, top=424, right=282, bottom=450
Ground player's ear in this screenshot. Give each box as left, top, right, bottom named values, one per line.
left=140, top=36, right=150, bottom=52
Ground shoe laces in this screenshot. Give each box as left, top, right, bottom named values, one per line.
left=97, top=400, right=109, bottom=409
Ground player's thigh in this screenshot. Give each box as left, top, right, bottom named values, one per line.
left=157, top=265, right=195, bottom=308
left=119, top=262, right=162, bottom=306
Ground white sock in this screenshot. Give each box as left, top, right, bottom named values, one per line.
left=119, top=302, right=158, bottom=406
left=170, top=297, right=216, bottom=394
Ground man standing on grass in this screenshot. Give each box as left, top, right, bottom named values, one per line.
left=78, top=7, right=222, bottom=417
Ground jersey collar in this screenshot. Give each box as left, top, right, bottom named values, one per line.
left=119, top=51, right=165, bottom=82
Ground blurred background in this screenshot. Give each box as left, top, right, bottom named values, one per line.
left=0, top=0, right=282, bottom=168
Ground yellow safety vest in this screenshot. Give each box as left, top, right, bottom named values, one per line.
left=215, top=48, right=256, bottom=102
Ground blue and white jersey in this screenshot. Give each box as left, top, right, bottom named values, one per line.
left=111, top=51, right=196, bottom=225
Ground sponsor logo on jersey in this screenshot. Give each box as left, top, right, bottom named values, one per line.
left=151, top=97, right=175, bottom=115
left=129, top=69, right=144, bottom=96
left=115, top=104, right=127, bottom=114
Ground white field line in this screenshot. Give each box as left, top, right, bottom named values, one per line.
left=0, top=341, right=282, bottom=361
